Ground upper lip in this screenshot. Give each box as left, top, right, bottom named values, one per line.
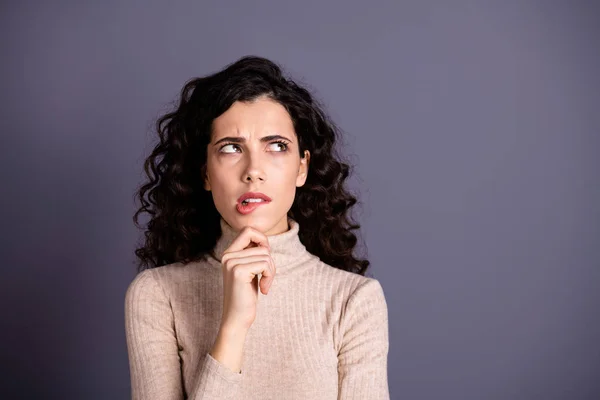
left=238, top=192, right=272, bottom=204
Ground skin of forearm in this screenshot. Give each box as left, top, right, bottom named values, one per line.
left=209, top=325, right=249, bottom=373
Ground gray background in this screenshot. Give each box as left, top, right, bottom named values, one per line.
left=1, top=1, right=599, bottom=399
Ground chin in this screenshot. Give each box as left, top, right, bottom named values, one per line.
left=226, top=213, right=272, bottom=233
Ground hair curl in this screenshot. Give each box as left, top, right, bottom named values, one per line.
left=133, top=55, right=370, bottom=276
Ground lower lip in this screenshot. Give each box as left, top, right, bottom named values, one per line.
left=236, top=200, right=270, bottom=215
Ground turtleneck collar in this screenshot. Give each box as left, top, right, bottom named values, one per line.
left=209, top=216, right=312, bottom=273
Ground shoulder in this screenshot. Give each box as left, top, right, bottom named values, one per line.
left=125, top=259, right=216, bottom=306
left=340, top=272, right=386, bottom=313
left=344, top=276, right=387, bottom=313
left=315, top=260, right=386, bottom=299
left=311, top=261, right=387, bottom=316
left=314, top=262, right=388, bottom=354
left=337, top=274, right=388, bottom=344
left=124, top=268, right=168, bottom=312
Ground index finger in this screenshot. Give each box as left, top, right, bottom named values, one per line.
left=227, top=226, right=270, bottom=253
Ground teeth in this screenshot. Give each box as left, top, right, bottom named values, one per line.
left=243, top=198, right=264, bottom=204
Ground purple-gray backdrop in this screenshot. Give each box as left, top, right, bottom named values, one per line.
left=1, top=1, right=599, bottom=399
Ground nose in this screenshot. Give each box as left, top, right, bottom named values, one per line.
left=242, top=152, right=265, bottom=182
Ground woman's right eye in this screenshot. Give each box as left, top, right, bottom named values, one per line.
left=219, top=144, right=240, bottom=153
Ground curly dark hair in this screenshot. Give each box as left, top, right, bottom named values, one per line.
left=133, top=55, right=370, bottom=276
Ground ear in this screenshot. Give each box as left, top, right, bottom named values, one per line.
left=202, top=165, right=211, bottom=191
left=296, top=150, right=310, bottom=187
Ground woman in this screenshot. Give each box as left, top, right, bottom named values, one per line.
left=125, top=55, right=390, bottom=400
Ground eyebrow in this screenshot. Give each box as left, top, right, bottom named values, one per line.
left=212, top=134, right=293, bottom=146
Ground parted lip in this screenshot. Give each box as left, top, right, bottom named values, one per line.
left=237, top=191, right=272, bottom=204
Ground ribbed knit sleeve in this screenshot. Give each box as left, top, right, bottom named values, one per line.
left=337, top=278, right=390, bottom=400
left=124, top=270, right=242, bottom=400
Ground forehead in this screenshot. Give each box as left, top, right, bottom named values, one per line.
left=212, top=97, right=294, bottom=134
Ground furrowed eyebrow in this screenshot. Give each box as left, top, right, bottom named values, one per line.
left=212, top=134, right=293, bottom=146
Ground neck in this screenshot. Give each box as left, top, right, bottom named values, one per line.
left=210, top=216, right=310, bottom=273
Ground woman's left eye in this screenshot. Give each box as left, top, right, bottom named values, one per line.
left=269, top=141, right=289, bottom=152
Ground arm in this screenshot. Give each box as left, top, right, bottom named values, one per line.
left=337, top=278, right=390, bottom=400
left=190, top=327, right=245, bottom=398
left=124, top=270, right=243, bottom=400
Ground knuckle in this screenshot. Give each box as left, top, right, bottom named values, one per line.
left=231, top=265, right=243, bottom=277
left=223, top=258, right=234, bottom=270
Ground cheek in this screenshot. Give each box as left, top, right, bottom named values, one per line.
left=271, top=163, right=297, bottom=182
left=273, top=171, right=300, bottom=199
left=207, top=159, right=231, bottom=182
left=206, top=168, right=235, bottom=203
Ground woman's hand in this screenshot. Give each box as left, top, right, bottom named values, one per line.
left=219, top=226, right=276, bottom=332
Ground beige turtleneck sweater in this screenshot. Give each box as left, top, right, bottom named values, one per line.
left=125, top=216, right=390, bottom=400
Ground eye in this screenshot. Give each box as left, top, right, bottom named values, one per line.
left=219, top=143, right=241, bottom=153
left=269, top=140, right=289, bottom=152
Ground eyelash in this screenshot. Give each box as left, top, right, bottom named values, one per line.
left=219, top=140, right=290, bottom=153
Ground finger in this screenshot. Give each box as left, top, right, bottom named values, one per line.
left=231, top=260, right=274, bottom=288
left=239, top=255, right=276, bottom=293
left=224, top=255, right=272, bottom=271
left=222, top=246, right=271, bottom=265
left=227, top=227, right=270, bottom=253
left=259, top=269, right=273, bottom=295
left=260, top=258, right=276, bottom=294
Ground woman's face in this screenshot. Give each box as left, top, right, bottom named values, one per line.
left=203, top=96, right=310, bottom=236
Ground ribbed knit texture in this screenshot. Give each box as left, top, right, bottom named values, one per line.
left=125, top=216, right=390, bottom=400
